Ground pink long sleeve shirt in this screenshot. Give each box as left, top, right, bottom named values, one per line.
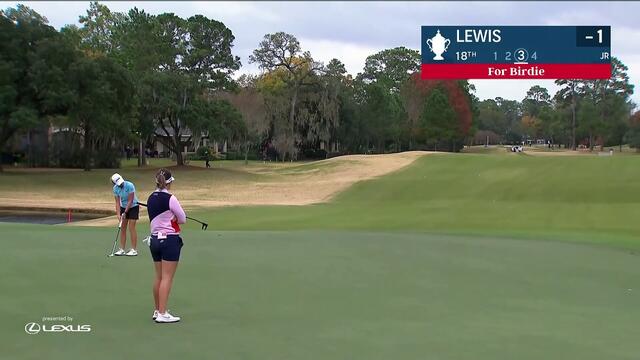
left=147, top=189, right=186, bottom=236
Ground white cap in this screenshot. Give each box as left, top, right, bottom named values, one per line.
left=111, top=173, right=124, bottom=186
left=158, top=169, right=175, bottom=184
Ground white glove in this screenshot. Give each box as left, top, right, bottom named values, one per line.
left=142, top=236, right=151, bottom=246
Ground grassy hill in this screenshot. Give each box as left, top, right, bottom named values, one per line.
left=196, top=153, right=640, bottom=249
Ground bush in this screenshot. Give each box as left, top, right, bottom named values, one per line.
left=326, top=151, right=348, bottom=159
left=1, top=152, right=22, bottom=165
left=474, top=130, right=501, bottom=145
left=184, top=152, right=200, bottom=161
left=51, top=132, right=84, bottom=168
left=196, top=146, right=211, bottom=160
left=184, top=149, right=208, bottom=162
left=94, top=147, right=121, bottom=168
left=300, top=148, right=327, bottom=160
left=51, top=131, right=121, bottom=168
left=223, top=150, right=260, bottom=161
left=625, top=111, right=640, bottom=149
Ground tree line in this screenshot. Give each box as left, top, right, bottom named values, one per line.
left=2, top=3, right=637, bottom=172
left=1, top=2, right=476, bottom=171
left=474, top=60, right=637, bottom=150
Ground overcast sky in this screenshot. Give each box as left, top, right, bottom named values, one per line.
left=4, top=1, right=639, bottom=105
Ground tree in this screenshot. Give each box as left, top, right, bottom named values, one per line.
left=521, top=114, right=542, bottom=140
left=355, top=48, right=421, bottom=152
left=476, top=99, right=508, bottom=138
left=72, top=2, right=142, bottom=168
left=582, top=57, right=634, bottom=101
left=32, top=46, right=136, bottom=170
left=538, top=105, right=567, bottom=148
left=361, top=81, right=404, bottom=152
left=318, top=60, right=362, bottom=154
left=360, top=47, right=421, bottom=93
left=250, top=32, right=323, bottom=160
left=582, top=57, right=634, bottom=148
left=522, top=85, right=551, bottom=118
left=219, top=84, right=268, bottom=164
left=400, top=75, right=473, bottom=151
left=555, top=79, right=581, bottom=150
left=255, top=62, right=341, bottom=159
left=324, top=59, right=354, bottom=154
left=521, top=86, right=551, bottom=142
left=608, top=109, right=629, bottom=151
left=624, top=111, right=640, bottom=151
left=187, top=96, right=245, bottom=155
left=421, top=87, right=458, bottom=151
left=0, top=5, right=61, bottom=170
left=142, top=13, right=241, bottom=165
left=113, top=7, right=163, bottom=166
left=298, top=61, right=341, bottom=155
left=555, top=59, right=634, bottom=151
left=256, top=69, right=293, bottom=159
left=576, top=98, right=603, bottom=150
left=115, top=7, right=185, bottom=166
left=78, top=1, right=125, bottom=56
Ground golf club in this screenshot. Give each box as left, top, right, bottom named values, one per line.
left=137, top=202, right=208, bottom=230
left=107, top=216, right=124, bottom=257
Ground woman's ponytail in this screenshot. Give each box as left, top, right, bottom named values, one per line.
left=156, top=169, right=167, bottom=190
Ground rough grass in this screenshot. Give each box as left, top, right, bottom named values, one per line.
left=0, top=154, right=422, bottom=211
left=0, top=160, right=287, bottom=209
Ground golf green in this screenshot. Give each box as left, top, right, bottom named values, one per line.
left=3, top=223, right=639, bottom=360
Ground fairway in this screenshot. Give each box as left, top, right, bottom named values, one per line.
left=198, top=154, right=640, bottom=249
left=4, top=223, right=639, bottom=360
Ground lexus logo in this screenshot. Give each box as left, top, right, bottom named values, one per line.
left=25, top=322, right=41, bottom=335
left=24, top=322, right=91, bottom=335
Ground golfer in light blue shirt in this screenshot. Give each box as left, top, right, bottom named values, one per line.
left=111, top=173, right=139, bottom=256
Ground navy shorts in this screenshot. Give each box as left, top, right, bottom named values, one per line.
left=120, top=205, right=139, bottom=220
left=149, top=234, right=183, bottom=262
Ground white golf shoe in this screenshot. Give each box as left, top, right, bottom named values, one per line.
left=155, top=311, right=181, bottom=323
left=113, top=248, right=126, bottom=256
left=152, top=310, right=159, bottom=320
left=125, top=249, right=138, bottom=256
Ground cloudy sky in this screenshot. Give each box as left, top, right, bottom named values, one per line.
left=4, top=1, right=640, bottom=105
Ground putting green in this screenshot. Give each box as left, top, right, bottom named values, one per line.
left=3, top=224, right=639, bottom=360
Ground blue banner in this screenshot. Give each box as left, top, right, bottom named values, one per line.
left=421, top=26, right=611, bottom=65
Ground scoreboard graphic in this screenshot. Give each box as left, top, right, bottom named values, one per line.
left=421, top=26, right=611, bottom=80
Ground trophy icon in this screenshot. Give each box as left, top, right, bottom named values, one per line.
left=426, top=30, right=451, bottom=61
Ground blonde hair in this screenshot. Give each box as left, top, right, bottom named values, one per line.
left=156, top=168, right=169, bottom=190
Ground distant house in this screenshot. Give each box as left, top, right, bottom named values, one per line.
left=5, top=123, right=53, bottom=166
left=151, top=126, right=195, bottom=157
left=150, top=127, right=227, bottom=157
left=4, top=120, right=230, bottom=166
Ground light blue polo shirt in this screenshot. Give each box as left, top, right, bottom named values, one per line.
left=113, top=181, right=139, bottom=208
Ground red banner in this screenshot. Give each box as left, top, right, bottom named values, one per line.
left=421, top=63, right=611, bottom=80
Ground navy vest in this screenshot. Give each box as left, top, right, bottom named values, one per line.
left=147, top=191, right=172, bottom=221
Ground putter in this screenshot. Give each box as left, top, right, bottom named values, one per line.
left=187, top=216, right=209, bottom=230
left=107, top=217, right=124, bottom=257
left=138, top=202, right=209, bottom=230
